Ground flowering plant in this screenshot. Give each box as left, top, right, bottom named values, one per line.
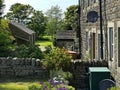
left=28, top=78, right=75, bottom=90
left=40, top=78, right=75, bottom=90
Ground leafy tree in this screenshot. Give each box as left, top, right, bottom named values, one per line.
left=27, top=10, right=46, bottom=39
left=0, top=1, right=14, bottom=56
left=45, top=5, right=63, bottom=38
left=0, top=20, right=14, bottom=56
left=64, top=5, right=78, bottom=30
left=4, top=3, right=34, bottom=23
left=5, top=3, right=47, bottom=40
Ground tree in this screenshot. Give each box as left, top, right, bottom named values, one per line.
left=45, top=5, right=63, bottom=37
left=5, top=3, right=34, bottom=23
left=0, top=0, right=14, bottom=56
left=64, top=5, right=78, bottom=30
left=0, top=20, right=14, bottom=56
left=5, top=3, right=47, bottom=39
left=27, top=10, right=46, bottom=39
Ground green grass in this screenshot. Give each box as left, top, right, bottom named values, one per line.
left=0, top=78, right=46, bottom=90
left=0, top=83, right=28, bottom=90
left=36, top=36, right=53, bottom=47
left=36, top=40, right=53, bottom=47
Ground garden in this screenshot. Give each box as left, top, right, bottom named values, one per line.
left=0, top=46, right=75, bottom=90
left=0, top=77, right=75, bottom=90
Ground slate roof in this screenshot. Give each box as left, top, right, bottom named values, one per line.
left=9, top=21, right=35, bottom=44
left=56, top=30, right=76, bottom=40
left=9, top=21, right=35, bottom=35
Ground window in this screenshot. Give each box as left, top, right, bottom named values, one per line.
left=118, top=27, right=120, bottom=66
left=108, top=27, right=113, bottom=61
left=98, top=34, right=101, bottom=60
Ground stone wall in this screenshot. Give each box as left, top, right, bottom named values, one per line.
left=0, top=57, right=109, bottom=89
left=0, top=57, right=49, bottom=78
left=69, top=60, right=108, bottom=89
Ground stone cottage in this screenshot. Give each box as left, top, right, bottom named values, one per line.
left=80, top=0, right=120, bottom=86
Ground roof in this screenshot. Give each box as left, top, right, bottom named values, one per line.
left=56, top=30, right=76, bottom=40
left=9, top=21, right=35, bottom=35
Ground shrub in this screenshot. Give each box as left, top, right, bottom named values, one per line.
left=15, top=45, right=44, bottom=59
left=43, top=47, right=72, bottom=70
left=50, top=69, right=73, bottom=85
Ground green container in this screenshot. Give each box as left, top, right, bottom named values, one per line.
left=89, top=67, right=110, bottom=90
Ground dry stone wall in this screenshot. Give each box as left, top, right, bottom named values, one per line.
left=0, top=57, right=49, bottom=78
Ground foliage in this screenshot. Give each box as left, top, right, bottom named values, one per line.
left=28, top=83, right=41, bottom=90
left=15, top=44, right=44, bottom=59
left=5, top=3, right=34, bottom=23
left=46, top=5, right=62, bottom=21
left=44, top=45, right=52, bottom=53
left=64, top=5, right=78, bottom=30
left=50, top=69, right=73, bottom=85
left=5, top=3, right=46, bottom=40
left=28, top=80, right=75, bottom=90
left=43, top=47, right=72, bottom=70
left=107, top=86, right=120, bottom=90
left=45, top=5, right=63, bottom=38
left=0, top=19, right=15, bottom=57
left=27, top=10, right=46, bottom=39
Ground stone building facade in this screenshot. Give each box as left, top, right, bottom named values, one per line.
left=80, top=0, right=120, bottom=87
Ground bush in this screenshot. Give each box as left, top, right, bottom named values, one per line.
left=15, top=45, right=44, bottom=59
left=50, top=69, right=73, bottom=85
left=43, top=47, right=72, bottom=70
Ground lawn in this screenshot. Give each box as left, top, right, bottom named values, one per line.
left=35, top=36, right=53, bottom=47
left=36, top=36, right=53, bottom=47
left=36, top=40, right=53, bottom=47
left=0, top=78, right=45, bottom=90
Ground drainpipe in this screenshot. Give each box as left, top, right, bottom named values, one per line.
left=99, top=0, right=103, bottom=60
left=78, top=0, right=81, bottom=59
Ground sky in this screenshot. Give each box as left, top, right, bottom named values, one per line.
left=4, top=0, right=78, bottom=14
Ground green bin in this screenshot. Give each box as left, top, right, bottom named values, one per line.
left=89, top=67, right=110, bottom=90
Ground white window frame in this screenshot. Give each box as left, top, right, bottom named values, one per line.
left=108, top=27, right=114, bottom=61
